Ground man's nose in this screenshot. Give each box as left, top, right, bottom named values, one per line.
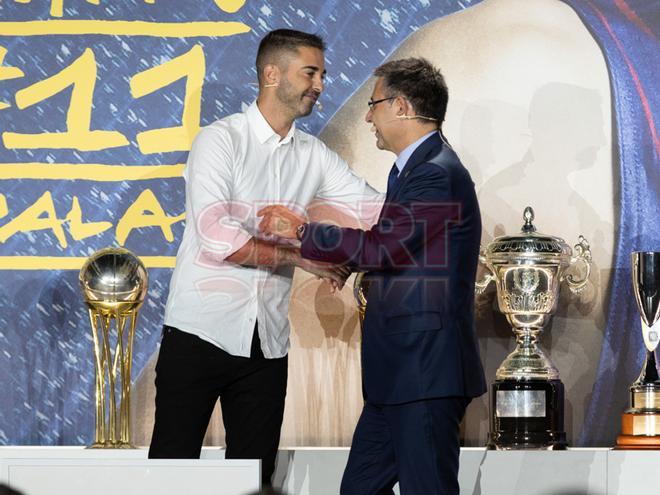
left=313, top=75, right=324, bottom=93
left=365, top=108, right=373, bottom=123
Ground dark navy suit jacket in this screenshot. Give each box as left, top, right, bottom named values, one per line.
left=301, top=133, right=486, bottom=405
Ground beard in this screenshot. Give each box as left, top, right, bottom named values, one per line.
left=276, top=77, right=316, bottom=118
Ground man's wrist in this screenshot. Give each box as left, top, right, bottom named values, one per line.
left=278, top=246, right=302, bottom=267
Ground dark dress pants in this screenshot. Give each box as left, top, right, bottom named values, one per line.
left=340, top=397, right=470, bottom=495
left=148, top=325, right=288, bottom=485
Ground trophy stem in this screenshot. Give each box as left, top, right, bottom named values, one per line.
left=635, top=349, right=660, bottom=386
left=86, top=309, right=138, bottom=449
left=102, top=314, right=118, bottom=447
left=88, top=309, right=106, bottom=448
left=517, top=330, right=537, bottom=348
left=496, top=327, right=559, bottom=381
left=515, top=331, right=544, bottom=362
left=119, top=310, right=138, bottom=448
left=113, top=311, right=126, bottom=446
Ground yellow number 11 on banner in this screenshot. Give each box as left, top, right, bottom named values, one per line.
left=2, top=45, right=206, bottom=154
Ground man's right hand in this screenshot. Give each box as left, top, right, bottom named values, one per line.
left=296, top=257, right=351, bottom=292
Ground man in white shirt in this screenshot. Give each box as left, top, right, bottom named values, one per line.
left=148, top=29, right=381, bottom=486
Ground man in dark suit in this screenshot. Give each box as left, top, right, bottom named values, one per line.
left=259, top=58, right=486, bottom=495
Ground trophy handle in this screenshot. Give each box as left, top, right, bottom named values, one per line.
left=475, top=253, right=495, bottom=295
left=564, top=235, right=592, bottom=293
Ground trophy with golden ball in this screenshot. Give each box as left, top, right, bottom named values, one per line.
left=79, top=247, right=148, bottom=448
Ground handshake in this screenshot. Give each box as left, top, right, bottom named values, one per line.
left=257, top=205, right=351, bottom=293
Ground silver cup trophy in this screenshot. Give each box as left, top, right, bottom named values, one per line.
left=79, top=247, right=148, bottom=448
left=616, top=251, right=660, bottom=449
left=476, top=207, right=591, bottom=449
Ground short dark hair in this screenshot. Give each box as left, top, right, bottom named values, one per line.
left=256, top=29, right=325, bottom=84
left=373, top=58, right=448, bottom=125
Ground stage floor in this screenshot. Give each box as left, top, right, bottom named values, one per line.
left=1, top=446, right=657, bottom=494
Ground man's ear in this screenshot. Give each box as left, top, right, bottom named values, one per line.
left=395, top=95, right=409, bottom=116
left=263, top=63, right=281, bottom=87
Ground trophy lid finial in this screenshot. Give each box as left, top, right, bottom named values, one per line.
left=483, top=206, right=574, bottom=260
left=522, top=206, right=536, bottom=233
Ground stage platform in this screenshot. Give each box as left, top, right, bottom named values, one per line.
left=1, top=446, right=656, bottom=494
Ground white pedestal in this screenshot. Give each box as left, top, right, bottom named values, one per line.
left=608, top=450, right=660, bottom=494
left=0, top=448, right=259, bottom=495
left=458, top=448, right=609, bottom=495
left=1, top=447, right=658, bottom=494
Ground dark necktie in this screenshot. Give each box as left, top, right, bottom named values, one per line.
left=386, top=163, right=399, bottom=198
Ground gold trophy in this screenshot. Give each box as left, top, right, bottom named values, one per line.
left=353, top=272, right=368, bottom=326
left=79, top=247, right=148, bottom=448
left=616, top=251, right=660, bottom=449
left=476, top=207, right=591, bottom=449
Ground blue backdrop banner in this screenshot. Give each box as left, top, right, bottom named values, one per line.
left=0, top=0, right=481, bottom=445
left=559, top=0, right=660, bottom=446
left=0, top=0, right=657, bottom=447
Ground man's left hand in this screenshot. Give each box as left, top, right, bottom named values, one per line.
left=258, top=205, right=306, bottom=239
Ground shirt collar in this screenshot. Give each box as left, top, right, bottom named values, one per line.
left=247, top=101, right=296, bottom=145
left=394, top=130, right=437, bottom=175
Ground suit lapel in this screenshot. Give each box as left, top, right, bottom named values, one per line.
left=387, top=132, right=443, bottom=201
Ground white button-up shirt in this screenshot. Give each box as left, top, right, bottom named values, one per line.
left=164, top=102, right=382, bottom=358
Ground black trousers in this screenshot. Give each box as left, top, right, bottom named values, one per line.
left=148, top=325, right=288, bottom=485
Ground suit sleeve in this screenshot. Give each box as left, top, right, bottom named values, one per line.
left=301, top=164, right=460, bottom=270
left=313, top=141, right=384, bottom=228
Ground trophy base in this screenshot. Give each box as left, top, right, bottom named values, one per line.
left=488, top=379, right=567, bottom=450
left=87, top=441, right=137, bottom=449
left=615, top=411, right=660, bottom=450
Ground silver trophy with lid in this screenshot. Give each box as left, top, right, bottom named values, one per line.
left=476, top=206, right=591, bottom=449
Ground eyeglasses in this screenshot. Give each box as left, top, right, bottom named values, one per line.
left=367, top=96, right=395, bottom=109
